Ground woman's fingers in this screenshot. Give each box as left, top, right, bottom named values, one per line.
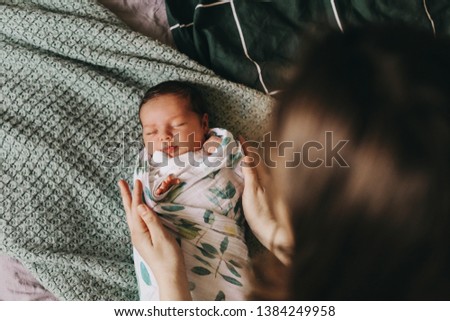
left=241, top=155, right=270, bottom=191
left=254, top=156, right=271, bottom=187
left=136, top=204, right=155, bottom=246
left=132, top=179, right=144, bottom=211
left=239, top=136, right=259, bottom=187
left=118, top=180, right=132, bottom=216
left=118, top=178, right=148, bottom=236
left=118, top=179, right=189, bottom=299
left=239, top=135, right=271, bottom=187
left=241, top=156, right=259, bottom=188
left=238, top=135, right=249, bottom=156
left=137, top=203, right=167, bottom=243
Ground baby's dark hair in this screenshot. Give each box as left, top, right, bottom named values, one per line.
left=139, top=80, right=206, bottom=116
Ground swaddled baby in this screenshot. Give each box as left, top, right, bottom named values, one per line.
left=133, top=81, right=249, bottom=301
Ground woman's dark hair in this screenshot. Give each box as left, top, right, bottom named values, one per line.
left=139, top=80, right=206, bottom=116
left=251, top=26, right=450, bottom=300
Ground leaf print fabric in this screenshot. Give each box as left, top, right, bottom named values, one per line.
left=140, top=262, right=152, bottom=286
left=133, top=128, right=250, bottom=300
left=209, top=181, right=236, bottom=200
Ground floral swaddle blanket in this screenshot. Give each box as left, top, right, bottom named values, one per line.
left=133, top=128, right=249, bottom=300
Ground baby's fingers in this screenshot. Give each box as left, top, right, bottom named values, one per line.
left=156, top=180, right=170, bottom=195
left=165, top=175, right=181, bottom=188
left=156, top=175, right=181, bottom=195
left=169, top=177, right=181, bottom=186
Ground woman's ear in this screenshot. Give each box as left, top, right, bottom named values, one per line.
left=202, top=113, right=209, bottom=134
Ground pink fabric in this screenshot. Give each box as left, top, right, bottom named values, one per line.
left=0, top=254, right=57, bottom=301
left=98, top=0, right=174, bottom=47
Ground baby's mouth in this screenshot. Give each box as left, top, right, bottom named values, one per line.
left=163, top=145, right=178, bottom=155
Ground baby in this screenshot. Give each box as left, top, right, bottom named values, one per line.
left=133, top=81, right=249, bottom=301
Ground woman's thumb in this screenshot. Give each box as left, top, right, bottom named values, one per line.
left=241, top=156, right=258, bottom=185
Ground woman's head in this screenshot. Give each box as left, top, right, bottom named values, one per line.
left=260, top=26, right=450, bottom=300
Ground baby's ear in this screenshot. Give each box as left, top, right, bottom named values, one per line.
left=202, top=113, right=209, bottom=134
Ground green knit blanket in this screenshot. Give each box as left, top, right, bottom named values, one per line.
left=0, top=0, right=272, bottom=300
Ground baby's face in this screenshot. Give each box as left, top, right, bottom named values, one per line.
left=140, top=94, right=208, bottom=158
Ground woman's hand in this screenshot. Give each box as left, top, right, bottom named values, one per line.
left=118, top=179, right=191, bottom=300
left=239, top=137, right=293, bottom=265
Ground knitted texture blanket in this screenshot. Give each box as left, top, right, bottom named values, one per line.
left=0, top=0, right=272, bottom=300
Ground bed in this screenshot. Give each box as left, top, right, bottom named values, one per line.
left=0, top=0, right=272, bottom=301
left=1, top=0, right=449, bottom=301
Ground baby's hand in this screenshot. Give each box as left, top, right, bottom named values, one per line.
left=156, top=174, right=181, bottom=196
left=203, top=135, right=222, bottom=154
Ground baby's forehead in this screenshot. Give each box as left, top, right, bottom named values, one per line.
left=140, top=94, right=201, bottom=121
left=143, top=94, right=194, bottom=112
left=141, top=111, right=185, bottom=126
left=141, top=106, right=196, bottom=127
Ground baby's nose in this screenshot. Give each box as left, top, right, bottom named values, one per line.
left=159, top=132, right=172, bottom=141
